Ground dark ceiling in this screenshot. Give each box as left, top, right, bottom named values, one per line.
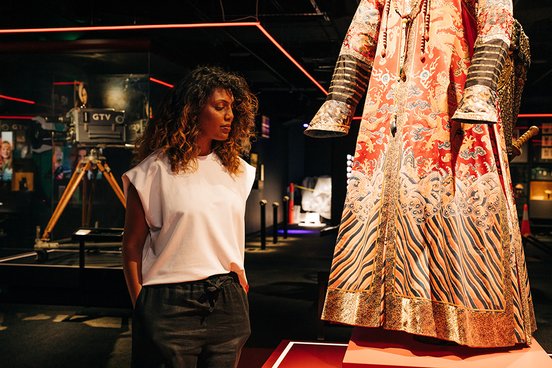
left=1, top=0, right=551, bottom=123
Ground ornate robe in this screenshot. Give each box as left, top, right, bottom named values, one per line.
left=305, top=0, right=536, bottom=347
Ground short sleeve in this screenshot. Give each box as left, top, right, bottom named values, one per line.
left=122, top=153, right=163, bottom=230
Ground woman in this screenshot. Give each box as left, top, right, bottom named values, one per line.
left=122, top=65, right=258, bottom=367
left=305, top=0, right=535, bottom=348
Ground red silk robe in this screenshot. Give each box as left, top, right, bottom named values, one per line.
left=306, top=0, right=535, bottom=347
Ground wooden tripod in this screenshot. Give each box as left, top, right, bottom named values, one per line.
left=39, top=148, right=126, bottom=242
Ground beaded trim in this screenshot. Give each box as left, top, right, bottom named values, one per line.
left=381, top=0, right=432, bottom=62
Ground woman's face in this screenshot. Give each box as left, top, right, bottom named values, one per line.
left=1, top=142, right=11, bottom=160
left=196, top=88, right=235, bottom=154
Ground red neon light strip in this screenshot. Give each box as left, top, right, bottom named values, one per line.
left=0, top=22, right=327, bottom=96
left=0, top=115, right=35, bottom=120
left=518, top=114, right=552, bottom=118
left=0, top=94, right=36, bottom=104
left=0, top=22, right=260, bottom=34
left=149, top=77, right=174, bottom=88
left=256, top=24, right=328, bottom=95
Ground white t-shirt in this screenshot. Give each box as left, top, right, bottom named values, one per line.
left=122, top=151, right=256, bottom=286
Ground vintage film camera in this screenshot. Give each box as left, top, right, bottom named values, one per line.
left=31, top=109, right=145, bottom=149
left=66, top=108, right=126, bottom=147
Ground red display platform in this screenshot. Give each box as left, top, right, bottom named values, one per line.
left=262, top=340, right=348, bottom=368
left=343, top=328, right=552, bottom=368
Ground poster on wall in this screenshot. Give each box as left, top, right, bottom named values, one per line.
left=541, top=123, right=552, bottom=160
left=541, top=123, right=552, bottom=135
left=0, top=131, right=13, bottom=183
left=542, top=147, right=552, bottom=160
left=0, top=121, right=35, bottom=191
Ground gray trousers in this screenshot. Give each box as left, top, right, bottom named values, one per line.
left=131, top=273, right=250, bottom=368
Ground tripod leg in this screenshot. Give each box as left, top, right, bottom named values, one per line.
left=82, top=173, right=88, bottom=227
left=96, top=161, right=126, bottom=207
left=41, top=160, right=91, bottom=241
left=86, top=173, right=96, bottom=227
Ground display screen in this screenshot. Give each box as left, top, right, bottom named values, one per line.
left=0, top=131, right=13, bottom=183
left=0, top=122, right=34, bottom=191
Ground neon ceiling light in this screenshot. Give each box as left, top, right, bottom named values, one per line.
left=0, top=22, right=259, bottom=33
left=0, top=22, right=328, bottom=95
left=55, top=78, right=174, bottom=89
left=518, top=114, right=552, bottom=118
left=0, top=94, right=36, bottom=104
left=149, top=77, right=174, bottom=88
left=256, top=24, right=327, bottom=94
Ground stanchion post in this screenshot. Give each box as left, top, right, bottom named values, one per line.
left=288, top=183, right=295, bottom=224
left=282, top=196, right=289, bottom=239
left=272, top=202, right=279, bottom=244
left=260, top=200, right=267, bottom=250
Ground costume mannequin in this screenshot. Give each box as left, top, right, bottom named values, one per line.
left=305, top=0, right=535, bottom=348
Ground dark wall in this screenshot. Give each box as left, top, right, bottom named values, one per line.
left=285, top=119, right=358, bottom=227
left=245, top=117, right=289, bottom=235
left=244, top=115, right=360, bottom=232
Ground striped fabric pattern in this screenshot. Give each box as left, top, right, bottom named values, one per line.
left=327, top=54, right=372, bottom=107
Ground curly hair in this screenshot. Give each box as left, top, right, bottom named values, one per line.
left=136, top=65, right=258, bottom=175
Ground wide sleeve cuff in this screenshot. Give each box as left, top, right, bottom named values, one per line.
left=452, top=84, right=499, bottom=124
left=304, top=100, right=354, bottom=138
left=121, top=153, right=162, bottom=230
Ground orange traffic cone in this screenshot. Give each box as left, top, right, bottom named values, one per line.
left=520, top=203, right=531, bottom=237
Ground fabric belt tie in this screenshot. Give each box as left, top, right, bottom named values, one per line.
left=199, top=273, right=237, bottom=312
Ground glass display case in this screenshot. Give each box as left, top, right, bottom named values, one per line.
left=0, top=46, right=182, bottom=243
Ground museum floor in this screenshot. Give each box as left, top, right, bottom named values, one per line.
left=0, top=226, right=551, bottom=368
